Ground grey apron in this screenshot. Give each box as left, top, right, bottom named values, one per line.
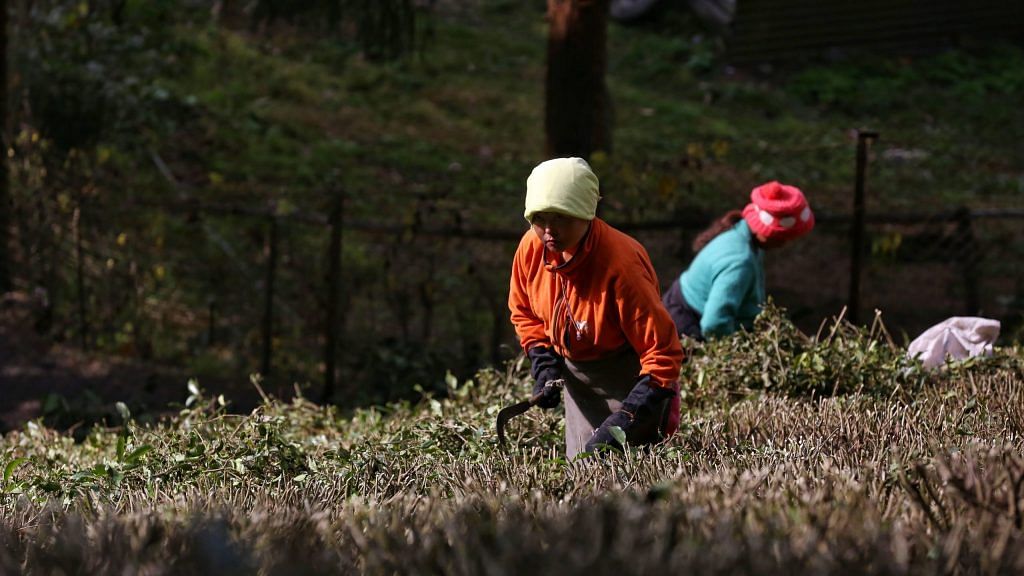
left=562, top=348, right=668, bottom=459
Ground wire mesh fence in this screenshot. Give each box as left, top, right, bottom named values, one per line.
left=24, top=198, right=1021, bottom=402
left=11, top=137, right=1024, bottom=403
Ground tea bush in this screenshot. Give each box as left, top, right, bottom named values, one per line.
left=681, top=302, right=931, bottom=401
left=3, top=310, right=1024, bottom=573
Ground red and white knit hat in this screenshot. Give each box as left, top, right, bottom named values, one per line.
left=742, top=181, right=814, bottom=242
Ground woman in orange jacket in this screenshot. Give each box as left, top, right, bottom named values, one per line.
left=508, top=157, right=684, bottom=458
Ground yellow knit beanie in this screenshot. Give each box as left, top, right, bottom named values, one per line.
left=524, top=157, right=601, bottom=224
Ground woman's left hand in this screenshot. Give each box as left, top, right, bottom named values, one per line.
left=585, top=410, right=633, bottom=452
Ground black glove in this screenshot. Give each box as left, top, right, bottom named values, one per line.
left=585, top=375, right=676, bottom=453
left=527, top=346, right=564, bottom=409
left=585, top=410, right=633, bottom=453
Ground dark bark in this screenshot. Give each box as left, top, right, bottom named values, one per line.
left=545, top=0, right=612, bottom=160
left=111, top=0, right=127, bottom=26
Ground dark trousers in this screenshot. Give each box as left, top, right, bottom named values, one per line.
left=662, top=278, right=703, bottom=341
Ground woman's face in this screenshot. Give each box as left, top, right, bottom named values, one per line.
left=531, top=212, right=590, bottom=253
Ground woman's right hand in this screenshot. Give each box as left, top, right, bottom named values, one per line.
left=527, top=346, right=565, bottom=409
left=532, top=378, right=563, bottom=409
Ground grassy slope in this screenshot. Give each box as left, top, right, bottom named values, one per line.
left=162, top=8, right=548, bottom=226
left=153, top=4, right=1022, bottom=228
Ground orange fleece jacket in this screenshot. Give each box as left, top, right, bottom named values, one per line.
left=508, top=218, right=683, bottom=390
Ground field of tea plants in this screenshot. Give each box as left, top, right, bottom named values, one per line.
left=3, top=308, right=1024, bottom=574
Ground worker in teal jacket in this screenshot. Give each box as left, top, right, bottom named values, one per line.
left=662, top=181, right=815, bottom=340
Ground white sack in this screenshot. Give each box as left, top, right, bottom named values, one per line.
left=907, top=316, right=1000, bottom=369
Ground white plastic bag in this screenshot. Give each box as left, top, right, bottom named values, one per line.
left=907, top=317, right=1000, bottom=369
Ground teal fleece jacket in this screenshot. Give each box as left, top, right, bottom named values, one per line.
left=678, top=220, right=765, bottom=337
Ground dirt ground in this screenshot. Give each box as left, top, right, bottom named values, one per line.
left=0, top=292, right=282, bottom=434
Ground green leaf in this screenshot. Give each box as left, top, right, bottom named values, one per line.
left=3, top=458, right=27, bottom=487
left=609, top=425, right=627, bottom=446
left=116, top=435, right=127, bottom=461
left=93, top=464, right=109, bottom=477
left=124, top=445, right=153, bottom=467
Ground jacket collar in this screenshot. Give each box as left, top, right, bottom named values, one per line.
left=543, top=218, right=602, bottom=276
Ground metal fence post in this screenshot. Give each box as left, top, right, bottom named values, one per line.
left=261, top=213, right=278, bottom=376
left=206, top=296, right=217, bottom=347
left=955, top=207, right=980, bottom=315
left=74, top=200, right=89, bottom=350
left=322, top=192, right=344, bottom=403
left=848, top=129, right=878, bottom=325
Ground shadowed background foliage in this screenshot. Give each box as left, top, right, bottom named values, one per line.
left=3, top=1, right=1023, bottom=412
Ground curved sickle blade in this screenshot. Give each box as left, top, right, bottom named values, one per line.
left=496, top=395, right=539, bottom=449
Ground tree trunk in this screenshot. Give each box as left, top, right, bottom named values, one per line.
left=545, top=0, right=611, bottom=160
left=0, top=0, right=10, bottom=292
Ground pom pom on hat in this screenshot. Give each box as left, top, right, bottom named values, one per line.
left=742, top=181, right=814, bottom=242
left=524, top=158, right=601, bottom=224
